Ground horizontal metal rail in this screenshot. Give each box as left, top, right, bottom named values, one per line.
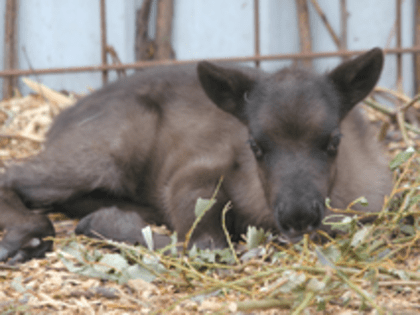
left=1, top=46, right=419, bottom=77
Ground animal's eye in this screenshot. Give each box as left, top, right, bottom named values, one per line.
left=326, top=131, right=342, bottom=156
left=248, top=138, right=263, bottom=159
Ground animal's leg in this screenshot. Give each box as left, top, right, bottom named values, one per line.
left=75, top=204, right=172, bottom=248
left=0, top=188, right=55, bottom=263
left=2, top=151, right=123, bottom=210
left=166, top=175, right=231, bottom=249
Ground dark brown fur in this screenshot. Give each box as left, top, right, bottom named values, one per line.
left=0, top=48, right=392, bottom=262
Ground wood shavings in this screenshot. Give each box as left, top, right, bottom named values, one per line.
left=21, top=77, right=75, bottom=109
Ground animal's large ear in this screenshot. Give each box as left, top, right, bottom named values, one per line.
left=328, top=48, right=383, bottom=119
left=197, top=61, right=255, bottom=123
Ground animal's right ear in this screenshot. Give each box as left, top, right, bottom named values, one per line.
left=197, top=62, right=255, bottom=123
left=328, top=48, right=384, bottom=120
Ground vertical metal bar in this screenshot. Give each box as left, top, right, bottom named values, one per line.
left=254, top=0, right=260, bottom=68
left=396, top=0, right=402, bottom=88
left=395, top=0, right=410, bottom=145
left=340, top=0, right=348, bottom=60
left=3, top=0, right=19, bottom=99
left=296, top=0, right=313, bottom=68
left=100, top=0, right=108, bottom=85
left=414, top=0, right=420, bottom=94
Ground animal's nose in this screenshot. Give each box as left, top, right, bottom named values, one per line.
left=276, top=200, right=324, bottom=241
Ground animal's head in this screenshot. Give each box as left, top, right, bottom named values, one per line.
left=197, top=48, right=383, bottom=241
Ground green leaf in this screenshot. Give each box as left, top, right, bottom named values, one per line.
left=196, top=249, right=216, bottom=263
left=125, top=265, right=156, bottom=283
left=307, top=278, right=326, bottom=292
left=319, top=245, right=341, bottom=264
left=246, top=226, right=266, bottom=249
left=390, top=146, right=416, bottom=170
left=323, top=214, right=353, bottom=233
left=188, top=244, right=198, bottom=257
left=100, top=253, right=129, bottom=271
left=325, top=197, right=331, bottom=208
left=354, top=196, right=369, bottom=207
left=315, top=246, right=336, bottom=269
left=194, top=197, right=216, bottom=217
left=278, top=271, right=306, bottom=293
left=61, top=241, right=89, bottom=263
left=391, top=269, right=409, bottom=281
left=142, top=255, right=167, bottom=274
left=170, top=232, right=178, bottom=256
left=316, top=296, right=327, bottom=311
left=241, top=247, right=266, bottom=262
left=350, top=226, right=370, bottom=247
left=142, top=226, right=154, bottom=251
left=216, top=248, right=236, bottom=264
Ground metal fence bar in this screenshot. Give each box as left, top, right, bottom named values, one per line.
left=414, top=0, right=420, bottom=94
left=340, top=0, right=348, bottom=60
left=1, top=47, right=420, bottom=78
left=296, top=0, right=313, bottom=68
left=100, top=0, right=108, bottom=85
left=2, top=0, right=18, bottom=97
left=396, top=0, right=402, bottom=88
left=254, top=0, right=260, bottom=68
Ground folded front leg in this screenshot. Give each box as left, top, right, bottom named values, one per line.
left=0, top=188, right=55, bottom=263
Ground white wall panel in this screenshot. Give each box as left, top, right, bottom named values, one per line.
left=0, top=0, right=417, bottom=98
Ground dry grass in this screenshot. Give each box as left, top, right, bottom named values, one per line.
left=0, top=78, right=419, bottom=314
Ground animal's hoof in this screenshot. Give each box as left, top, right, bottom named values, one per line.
left=0, top=215, right=55, bottom=264
left=0, top=237, right=53, bottom=264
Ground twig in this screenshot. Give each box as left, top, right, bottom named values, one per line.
left=21, top=46, right=62, bottom=116
left=106, top=46, right=126, bottom=78
left=0, top=132, right=44, bottom=143
left=234, top=299, right=292, bottom=312
left=292, top=274, right=331, bottom=315
left=401, top=93, right=420, bottom=112
left=221, top=201, right=240, bottom=264
left=364, top=99, right=420, bottom=134
left=397, top=109, right=412, bottom=146
left=21, top=77, right=74, bottom=107
left=182, top=176, right=224, bottom=254
left=375, top=86, right=414, bottom=103
left=334, top=269, right=385, bottom=314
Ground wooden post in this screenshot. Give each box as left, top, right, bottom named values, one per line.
left=155, top=0, right=174, bottom=60
left=3, top=0, right=19, bottom=99
left=295, top=0, right=312, bottom=68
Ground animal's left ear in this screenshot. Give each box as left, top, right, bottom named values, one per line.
left=328, top=48, right=384, bottom=119
left=197, top=62, right=255, bottom=123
